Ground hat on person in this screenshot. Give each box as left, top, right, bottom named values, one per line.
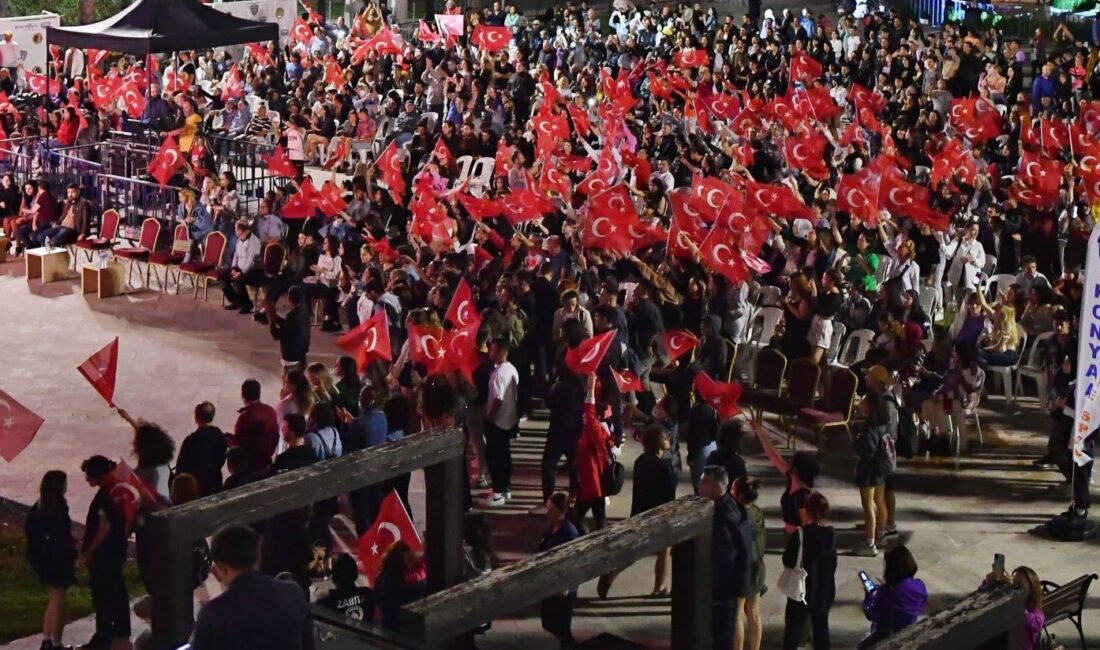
left=791, top=218, right=813, bottom=239
left=866, top=365, right=891, bottom=389
left=601, top=276, right=620, bottom=294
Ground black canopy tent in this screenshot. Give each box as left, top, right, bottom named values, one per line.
left=44, top=0, right=279, bottom=55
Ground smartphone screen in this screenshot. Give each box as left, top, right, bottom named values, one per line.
left=858, top=570, right=876, bottom=592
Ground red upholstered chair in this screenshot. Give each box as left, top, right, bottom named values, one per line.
left=177, top=231, right=226, bottom=299
left=248, top=242, right=286, bottom=306
left=113, top=217, right=161, bottom=288
left=74, top=209, right=121, bottom=263
left=747, top=358, right=821, bottom=448
left=738, top=348, right=788, bottom=421
left=796, top=367, right=859, bottom=450
left=148, top=224, right=189, bottom=290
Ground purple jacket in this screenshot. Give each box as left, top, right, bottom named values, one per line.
left=863, top=577, right=928, bottom=633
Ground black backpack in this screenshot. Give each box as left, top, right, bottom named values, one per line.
left=894, top=404, right=919, bottom=459
left=602, top=457, right=625, bottom=496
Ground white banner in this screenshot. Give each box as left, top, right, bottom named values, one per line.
left=1073, top=223, right=1100, bottom=466
left=211, top=0, right=296, bottom=43
left=0, top=12, right=60, bottom=74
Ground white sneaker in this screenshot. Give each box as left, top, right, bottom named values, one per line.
left=479, top=492, right=506, bottom=508
left=529, top=504, right=549, bottom=515
left=853, top=541, right=878, bottom=557
left=505, top=491, right=512, bottom=500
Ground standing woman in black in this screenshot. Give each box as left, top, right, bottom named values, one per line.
left=782, top=492, right=838, bottom=650
left=24, top=470, right=77, bottom=650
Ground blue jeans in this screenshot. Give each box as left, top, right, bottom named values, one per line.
left=689, top=441, right=718, bottom=495
left=36, top=225, right=77, bottom=247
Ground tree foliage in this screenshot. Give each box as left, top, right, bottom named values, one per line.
left=8, top=0, right=131, bottom=25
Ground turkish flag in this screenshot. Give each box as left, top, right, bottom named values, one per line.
left=337, top=310, right=392, bottom=371
left=500, top=187, right=554, bottom=225
left=147, top=135, right=185, bottom=187
left=849, top=83, right=886, bottom=114
left=25, top=71, right=60, bottom=96
left=627, top=222, right=667, bottom=253
left=364, top=27, right=404, bottom=57
left=418, top=20, right=443, bottom=43
left=445, top=278, right=480, bottom=330
left=317, top=180, right=348, bottom=217
left=790, top=51, right=823, bottom=85
left=267, top=145, right=299, bottom=179
left=434, top=13, right=465, bottom=39
left=87, top=48, right=108, bottom=71
left=378, top=141, right=406, bottom=203
left=662, top=329, right=699, bottom=363
left=646, top=72, right=673, bottom=100
left=693, top=371, right=743, bottom=419
left=565, top=329, right=618, bottom=376
left=837, top=173, right=878, bottom=224
left=90, top=75, right=122, bottom=112
left=664, top=190, right=708, bottom=259
left=881, top=173, right=930, bottom=216
left=456, top=192, right=502, bottom=220
left=282, top=178, right=321, bottom=219
left=365, top=235, right=399, bottom=264
left=0, top=90, right=12, bottom=114
left=220, top=64, right=244, bottom=102
left=322, top=136, right=349, bottom=170
left=1018, top=149, right=1064, bottom=195
left=699, top=227, right=754, bottom=285
left=78, top=338, right=119, bottom=407
left=0, top=390, right=44, bottom=462
left=673, top=48, right=709, bottom=69
left=358, top=491, right=423, bottom=584
left=291, top=18, right=314, bottom=45
left=567, top=103, right=591, bottom=135
left=163, top=70, right=190, bottom=93
left=789, top=85, right=841, bottom=122
left=436, top=324, right=481, bottom=381
left=1079, top=168, right=1100, bottom=203
left=949, top=97, right=1001, bottom=143
left=745, top=180, right=813, bottom=221
left=409, top=324, right=446, bottom=375
left=302, top=0, right=324, bottom=25
left=104, top=460, right=161, bottom=529
left=688, top=175, right=738, bottom=223
left=611, top=368, right=643, bottom=393
left=494, top=141, right=515, bottom=179
left=930, top=139, right=976, bottom=188
left=246, top=42, right=274, bottom=66
left=588, top=184, right=639, bottom=222
left=121, top=82, right=146, bottom=116
left=470, top=25, right=511, bottom=52
left=784, top=132, right=829, bottom=179
left=539, top=163, right=573, bottom=198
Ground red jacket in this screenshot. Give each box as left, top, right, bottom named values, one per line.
left=232, top=401, right=279, bottom=472
left=575, top=402, right=611, bottom=502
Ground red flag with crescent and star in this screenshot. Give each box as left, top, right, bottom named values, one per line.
left=378, top=141, right=405, bottom=203
left=565, top=329, right=617, bottom=376
left=336, top=310, right=392, bottom=371
left=470, top=25, right=511, bottom=52
left=0, top=390, right=44, bottom=462
left=266, top=145, right=299, bottom=178
left=104, top=460, right=160, bottom=530
left=444, top=278, right=480, bottom=331
left=78, top=337, right=119, bottom=407
left=662, top=329, right=700, bottom=363
left=147, top=136, right=185, bottom=187
left=693, top=371, right=743, bottom=419
left=611, top=368, right=643, bottom=393
left=409, top=324, right=446, bottom=375
left=358, top=491, right=423, bottom=583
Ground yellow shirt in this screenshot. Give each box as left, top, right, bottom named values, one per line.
left=179, top=113, right=203, bottom=152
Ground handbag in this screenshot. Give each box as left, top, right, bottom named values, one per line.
left=777, top=528, right=808, bottom=603
left=601, top=457, right=625, bottom=496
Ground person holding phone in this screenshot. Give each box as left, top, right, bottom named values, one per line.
left=979, top=563, right=1046, bottom=650
left=859, top=545, right=928, bottom=648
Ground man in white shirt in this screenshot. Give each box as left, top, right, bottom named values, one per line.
left=219, top=220, right=262, bottom=314
left=0, top=33, right=19, bottom=74
left=943, top=222, right=986, bottom=310
left=482, top=337, right=519, bottom=507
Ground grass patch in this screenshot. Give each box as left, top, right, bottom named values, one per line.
left=0, top=520, right=146, bottom=644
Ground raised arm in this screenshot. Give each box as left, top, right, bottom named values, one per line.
left=751, top=418, right=789, bottom=476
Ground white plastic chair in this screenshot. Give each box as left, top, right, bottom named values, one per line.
left=422, top=111, right=439, bottom=134
left=743, top=306, right=784, bottom=385
left=756, top=285, right=782, bottom=307
left=986, top=273, right=1016, bottom=301
left=455, top=155, right=475, bottom=184
left=835, top=328, right=875, bottom=368
left=467, top=157, right=496, bottom=195
left=982, top=254, right=997, bottom=276
left=987, top=332, right=1027, bottom=404
left=824, top=321, right=847, bottom=366
left=1014, top=331, right=1053, bottom=405
left=918, top=284, right=939, bottom=317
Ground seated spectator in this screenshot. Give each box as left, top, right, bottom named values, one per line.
left=860, top=545, right=928, bottom=647
left=317, top=555, right=374, bottom=622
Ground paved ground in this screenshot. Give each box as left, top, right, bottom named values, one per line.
left=2, top=249, right=1098, bottom=649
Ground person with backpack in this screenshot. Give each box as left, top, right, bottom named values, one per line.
left=866, top=365, right=906, bottom=540
left=853, top=394, right=896, bottom=558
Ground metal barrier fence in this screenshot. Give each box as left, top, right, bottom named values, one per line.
left=0, top=136, right=42, bottom=182
left=205, top=133, right=280, bottom=216
left=97, top=173, right=182, bottom=238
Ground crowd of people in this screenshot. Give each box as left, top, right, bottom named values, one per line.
left=9, top=0, right=1100, bottom=647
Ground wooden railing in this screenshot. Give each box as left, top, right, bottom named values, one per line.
left=400, top=496, right=715, bottom=649
left=145, top=426, right=466, bottom=650
left=869, top=584, right=1026, bottom=650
